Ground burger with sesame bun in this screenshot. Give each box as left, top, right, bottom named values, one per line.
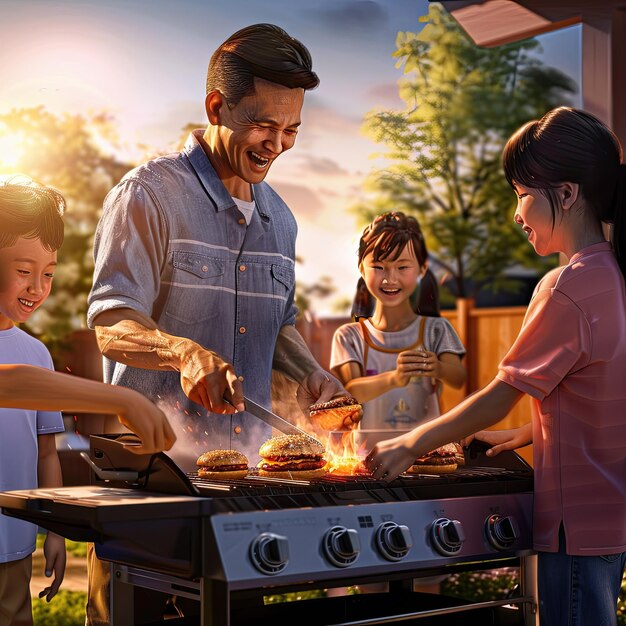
left=309, top=396, right=363, bottom=431
left=258, top=435, right=328, bottom=479
left=196, top=449, right=249, bottom=480
left=406, top=443, right=458, bottom=475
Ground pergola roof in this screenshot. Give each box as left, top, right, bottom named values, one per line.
left=438, top=1, right=626, bottom=146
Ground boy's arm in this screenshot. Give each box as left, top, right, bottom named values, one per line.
left=37, top=434, right=65, bottom=601
left=93, top=308, right=244, bottom=415
left=0, top=364, right=175, bottom=454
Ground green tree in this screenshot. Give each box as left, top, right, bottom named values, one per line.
left=357, top=4, right=577, bottom=298
left=0, top=107, right=133, bottom=361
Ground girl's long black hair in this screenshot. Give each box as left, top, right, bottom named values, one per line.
left=503, top=106, right=626, bottom=278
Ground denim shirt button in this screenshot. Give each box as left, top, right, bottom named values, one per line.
left=239, top=326, right=246, bottom=334
left=201, top=265, right=208, bottom=272
left=233, top=426, right=242, bottom=435
left=237, top=218, right=246, bottom=225
left=238, top=375, right=245, bottom=382
left=239, top=264, right=246, bottom=272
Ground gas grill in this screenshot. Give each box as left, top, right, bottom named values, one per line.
left=0, top=435, right=537, bottom=626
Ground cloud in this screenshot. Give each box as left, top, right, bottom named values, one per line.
left=295, top=154, right=349, bottom=176
left=366, top=82, right=405, bottom=109
left=270, top=182, right=323, bottom=216
left=304, top=1, right=389, bottom=33
left=300, top=95, right=363, bottom=141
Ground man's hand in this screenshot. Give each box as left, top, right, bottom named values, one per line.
left=295, top=369, right=348, bottom=414
left=179, top=346, right=244, bottom=414
left=39, top=532, right=66, bottom=602
left=94, top=313, right=244, bottom=415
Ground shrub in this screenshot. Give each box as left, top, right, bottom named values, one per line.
left=32, top=590, right=86, bottom=626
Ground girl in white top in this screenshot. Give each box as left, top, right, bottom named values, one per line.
left=331, top=212, right=466, bottom=430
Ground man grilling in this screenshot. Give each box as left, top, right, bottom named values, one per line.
left=86, top=23, right=347, bottom=624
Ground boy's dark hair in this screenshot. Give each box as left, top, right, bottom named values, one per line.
left=0, top=180, right=65, bottom=251
left=206, top=23, right=319, bottom=107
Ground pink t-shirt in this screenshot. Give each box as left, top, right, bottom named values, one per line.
left=498, top=242, right=626, bottom=555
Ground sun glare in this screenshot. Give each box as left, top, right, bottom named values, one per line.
left=0, top=131, right=25, bottom=169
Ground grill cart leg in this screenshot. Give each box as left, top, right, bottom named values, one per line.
left=110, top=563, right=134, bottom=626
left=520, top=554, right=539, bottom=626
left=200, top=578, right=230, bottom=626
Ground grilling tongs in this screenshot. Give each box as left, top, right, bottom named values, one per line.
left=244, top=395, right=321, bottom=444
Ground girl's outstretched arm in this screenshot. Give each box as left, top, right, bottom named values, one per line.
left=365, top=379, right=524, bottom=480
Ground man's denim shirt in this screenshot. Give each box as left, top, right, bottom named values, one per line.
left=88, top=131, right=298, bottom=461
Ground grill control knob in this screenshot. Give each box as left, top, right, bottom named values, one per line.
left=323, top=525, right=360, bottom=567
left=430, top=517, right=465, bottom=556
left=485, top=514, right=520, bottom=550
left=375, top=521, right=413, bottom=561
left=250, top=533, right=289, bottom=575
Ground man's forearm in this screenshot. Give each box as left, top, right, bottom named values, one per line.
left=273, top=325, right=321, bottom=383
left=96, top=319, right=198, bottom=373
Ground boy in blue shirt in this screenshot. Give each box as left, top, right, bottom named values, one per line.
left=0, top=179, right=176, bottom=625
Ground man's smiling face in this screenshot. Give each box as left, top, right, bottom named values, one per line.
left=209, top=78, right=304, bottom=192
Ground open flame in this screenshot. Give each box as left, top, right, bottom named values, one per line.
left=325, top=431, right=371, bottom=476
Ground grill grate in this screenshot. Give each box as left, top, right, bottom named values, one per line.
left=186, top=465, right=533, bottom=512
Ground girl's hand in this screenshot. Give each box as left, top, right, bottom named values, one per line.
left=364, top=431, right=416, bottom=481
left=394, top=350, right=439, bottom=386
left=461, top=425, right=532, bottom=457
left=39, top=532, right=66, bottom=602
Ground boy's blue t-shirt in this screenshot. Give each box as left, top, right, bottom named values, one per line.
left=0, top=326, right=64, bottom=563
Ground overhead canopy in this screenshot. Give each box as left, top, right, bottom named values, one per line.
left=438, top=1, right=626, bottom=147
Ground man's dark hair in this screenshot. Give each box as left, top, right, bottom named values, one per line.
left=206, top=23, right=319, bottom=106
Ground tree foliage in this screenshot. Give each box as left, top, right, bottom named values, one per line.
left=357, top=4, right=578, bottom=298
left=0, top=107, right=133, bottom=361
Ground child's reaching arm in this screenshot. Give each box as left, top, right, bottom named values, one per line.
left=0, top=364, right=176, bottom=454
left=461, top=423, right=533, bottom=456
left=36, top=433, right=66, bottom=602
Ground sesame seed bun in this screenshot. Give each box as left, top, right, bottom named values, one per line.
left=258, top=434, right=325, bottom=459
left=196, top=449, right=249, bottom=480
left=258, top=435, right=327, bottom=479
left=257, top=466, right=328, bottom=480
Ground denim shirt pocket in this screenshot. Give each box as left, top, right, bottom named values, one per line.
left=271, top=263, right=295, bottom=318
left=165, top=251, right=225, bottom=323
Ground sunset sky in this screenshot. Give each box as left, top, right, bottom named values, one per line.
left=0, top=0, right=581, bottom=314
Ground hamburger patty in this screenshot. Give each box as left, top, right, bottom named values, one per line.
left=259, top=458, right=327, bottom=471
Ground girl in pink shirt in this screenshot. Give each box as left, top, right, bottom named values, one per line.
left=365, top=107, right=626, bottom=626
